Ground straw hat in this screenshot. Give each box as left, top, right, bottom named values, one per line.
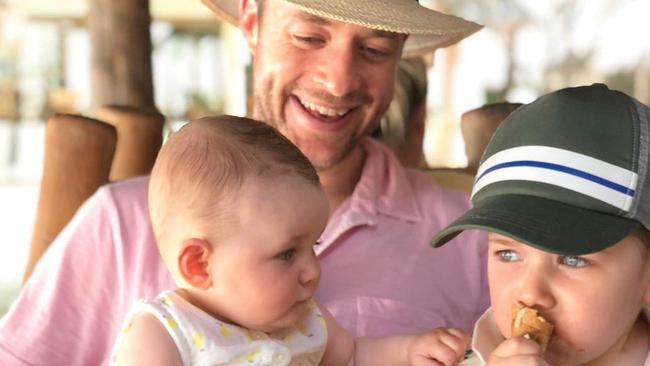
left=201, top=0, right=483, bottom=57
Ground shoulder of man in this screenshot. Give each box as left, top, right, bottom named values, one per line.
left=0, top=174, right=162, bottom=366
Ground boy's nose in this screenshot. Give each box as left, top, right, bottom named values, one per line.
left=515, top=268, right=556, bottom=310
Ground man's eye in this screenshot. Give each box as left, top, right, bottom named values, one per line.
left=277, top=248, right=296, bottom=261
left=360, top=45, right=391, bottom=59
left=496, top=250, right=520, bottom=262
left=560, top=255, right=589, bottom=268
left=293, top=35, right=324, bottom=45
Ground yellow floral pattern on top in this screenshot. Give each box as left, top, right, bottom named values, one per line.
left=110, top=290, right=326, bottom=366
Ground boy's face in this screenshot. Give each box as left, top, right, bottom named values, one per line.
left=242, top=0, right=405, bottom=171
left=203, top=174, right=329, bottom=333
left=488, top=230, right=650, bottom=365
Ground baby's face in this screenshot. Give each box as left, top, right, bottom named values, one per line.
left=202, top=174, right=329, bottom=333
left=487, top=231, right=650, bottom=365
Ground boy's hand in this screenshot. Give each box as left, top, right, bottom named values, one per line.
left=408, top=328, right=469, bottom=366
left=486, top=337, right=551, bottom=366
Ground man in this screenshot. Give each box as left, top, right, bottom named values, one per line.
left=0, top=1, right=489, bottom=364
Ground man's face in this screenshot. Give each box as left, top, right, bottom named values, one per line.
left=241, top=0, right=405, bottom=170
left=487, top=231, right=650, bottom=365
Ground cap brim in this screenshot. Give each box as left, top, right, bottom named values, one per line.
left=200, top=0, right=482, bottom=57
left=431, top=194, right=639, bottom=255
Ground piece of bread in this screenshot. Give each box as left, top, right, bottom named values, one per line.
left=511, top=306, right=554, bottom=352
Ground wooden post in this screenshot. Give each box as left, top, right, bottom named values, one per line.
left=24, top=115, right=116, bottom=283
left=96, top=105, right=165, bottom=181
left=460, top=102, right=522, bottom=173
left=88, top=0, right=156, bottom=112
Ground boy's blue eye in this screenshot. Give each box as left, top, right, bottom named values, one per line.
left=277, top=248, right=296, bottom=261
left=560, top=255, right=588, bottom=268
left=496, top=250, right=520, bottom=262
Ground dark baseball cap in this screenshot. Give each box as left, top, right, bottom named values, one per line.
left=432, top=84, right=650, bottom=255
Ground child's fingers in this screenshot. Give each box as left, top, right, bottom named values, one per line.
left=492, top=337, right=543, bottom=357
left=437, top=328, right=470, bottom=356
left=486, top=337, right=550, bottom=366
left=411, top=328, right=469, bottom=366
left=486, top=354, right=550, bottom=366
left=411, top=357, right=445, bottom=366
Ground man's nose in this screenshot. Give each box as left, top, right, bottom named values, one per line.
left=311, top=44, right=362, bottom=98
left=515, top=267, right=556, bottom=310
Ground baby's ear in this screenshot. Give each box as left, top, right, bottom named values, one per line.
left=178, top=239, right=213, bottom=290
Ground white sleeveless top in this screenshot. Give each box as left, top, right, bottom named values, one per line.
left=111, top=290, right=327, bottom=366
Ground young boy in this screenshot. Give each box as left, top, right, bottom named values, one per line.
left=111, top=115, right=470, bottom=365
left=432, top=84, right=650, bottom=365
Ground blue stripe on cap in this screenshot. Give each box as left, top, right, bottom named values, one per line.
left=475, top=160, right=635, bottom=197
left=472, top=146, right=638, bottom=211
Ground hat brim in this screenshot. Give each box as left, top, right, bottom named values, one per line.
left=201, top=0, right=482, bottom=57
left=431, top=194, right=640, bottom=255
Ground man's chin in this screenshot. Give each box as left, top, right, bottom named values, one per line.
left=303, top=144, right=357, bottom=171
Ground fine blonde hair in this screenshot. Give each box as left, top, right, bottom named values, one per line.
left=148, top=115, right=319, bottom=279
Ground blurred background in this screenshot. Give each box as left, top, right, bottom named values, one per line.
left=0, top=0, right=648, bottom=314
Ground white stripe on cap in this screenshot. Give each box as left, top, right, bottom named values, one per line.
left=472, top=146, right=638, bottom=211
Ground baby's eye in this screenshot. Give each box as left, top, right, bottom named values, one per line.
left=560, top=255, right=589, bottom=268
left=277, top=248, right=296, bottom=261
left=496, top=250, right=520, bottom=262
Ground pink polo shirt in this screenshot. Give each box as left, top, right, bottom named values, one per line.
left=0, top=138, right=488, bottom=365
left=316, top=139, right=489, bottom=337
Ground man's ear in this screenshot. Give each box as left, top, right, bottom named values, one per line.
left=239, top=0, right=259, bottom=53
left=178, top=239, right=213, bottom=290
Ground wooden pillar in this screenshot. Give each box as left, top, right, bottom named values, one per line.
left=88, top=0, right=156, bottom=112
left=96, top=105, right=165, bottom=181
left=24, top=115, right=116, bottom=283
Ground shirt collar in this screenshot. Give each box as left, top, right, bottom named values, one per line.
left=468, top=308, right=503, bottom=364
left=316, top=138, right=423, bottom=254
left=349, top=138, right=423, bottom=222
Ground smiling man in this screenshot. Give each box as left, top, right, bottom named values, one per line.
left=0, top=1, right=490, bottom=365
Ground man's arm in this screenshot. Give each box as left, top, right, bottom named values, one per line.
left=0, top=178, right=155, bottom=366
